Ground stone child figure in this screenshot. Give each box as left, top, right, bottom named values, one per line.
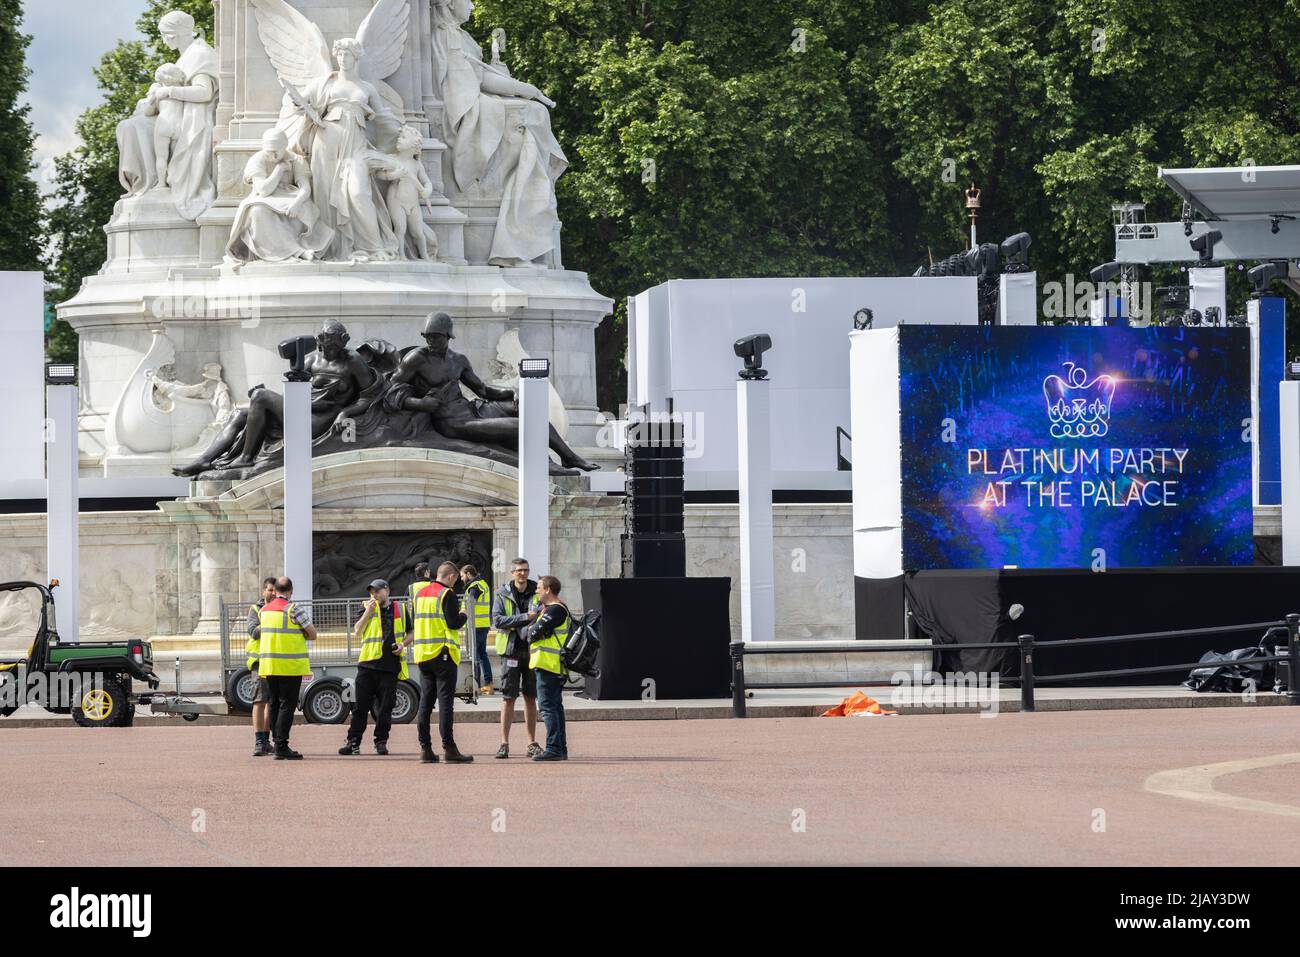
left=377, top=125, right=439, bottom=261
left=387, top=312, right=598, bottom=473
left=143, top=63, right=188, bottom=189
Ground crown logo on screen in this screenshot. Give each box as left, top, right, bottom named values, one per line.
left=1043, top=362, right=1116, bottom=439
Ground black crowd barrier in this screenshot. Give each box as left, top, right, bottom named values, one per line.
left=729, top=614, right=1300, bottom=717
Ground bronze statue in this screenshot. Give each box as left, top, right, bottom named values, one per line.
left=386, top=312, right=597, bottom=473
left=174, top=319, right=383, bottom=476
left=174, top=313, right=598, bottom=479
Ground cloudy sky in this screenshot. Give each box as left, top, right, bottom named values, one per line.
left=22, top=0, right=150, bottom=192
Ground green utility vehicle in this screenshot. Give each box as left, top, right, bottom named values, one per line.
left=0, top=580, right=159, bottom=727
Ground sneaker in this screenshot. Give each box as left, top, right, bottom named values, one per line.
left=252, top=739, right=269, bottom=757
left=526, top=742, right=543, bottom=758
left=480, top=683, right=494, bottom=695
left=338, top=742, right=360, bottom=756
left=420, top=746, right=439, bottom=764
left=374, top=741, right=389, bottom=756
left=444, top=746, right=474, bottom=763
left=274, top=747, right=303, bottom=761
left=532, top=750, right=564, bottom=762
left=495, top=743, right=509, bottom=759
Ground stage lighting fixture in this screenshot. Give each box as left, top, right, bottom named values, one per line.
left=734, top=334, right=772, bottom=380
left=1289, top=357, right=1300, bottom=381
left=45, top=363, right=77, bottom=385
left=518, top=357, right=550, bottom=378
left=1184, top=308, right=1203, bottom=326
left=1249, top=260, right=1289, bottom=295
left=1189, top=229, right=1222, bottom=262
left=1089, top=261, right=1122, bottom=284
left=278, top=335, right=318, bottom=381
left=999, top=232, right=1031, bottom=270
left=852, top=308, right=874, bottom=331
left=1008, top=603, right=1025, bottom=621
left=1204, top=306, right=1221, bottom=326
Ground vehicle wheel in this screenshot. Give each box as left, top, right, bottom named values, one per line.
left=183, top=713, right=199, bottom=722
left=302, top=680, right=349, bottom=725
left=383, top=680, right=420, bottom=725
left=72, top=675, right=129, bottom=728
left=225, top=668, right=257, bottom=714
left=0, top=671, right=18, bottom=717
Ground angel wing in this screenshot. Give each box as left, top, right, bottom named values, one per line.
left=356, top=0, right=410, bottom=84
left=249, top=0, right=332, bottom=93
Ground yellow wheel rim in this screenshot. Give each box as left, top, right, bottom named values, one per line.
left=82, top=688, right=113, bottom=721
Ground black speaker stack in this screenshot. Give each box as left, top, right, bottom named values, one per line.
left=621, top=414, right=686, bottom=577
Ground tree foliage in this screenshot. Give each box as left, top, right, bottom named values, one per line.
left=43, top=0, right=1300, bottom=396
left=0, top=0, right=44, bottom=272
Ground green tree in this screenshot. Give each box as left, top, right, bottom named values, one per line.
left=44, top=0, right=211, bottom=363
left=0, top=0, right=44, bottom=272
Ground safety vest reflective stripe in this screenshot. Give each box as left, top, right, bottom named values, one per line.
left=529, top=608, right=568, bottom=675
left=258, top=600, right=311, bottom=677
left=467, top=581, right=491, bottom=627
left=412, top=583, right=459, bottom=665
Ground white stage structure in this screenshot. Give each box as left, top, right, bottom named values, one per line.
left=626, top=277, right=978, bottom=492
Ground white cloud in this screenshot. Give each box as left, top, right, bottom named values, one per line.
left=22, top=0, right=150, bottom=193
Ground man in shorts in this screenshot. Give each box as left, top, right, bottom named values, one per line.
left=490, top=558, right=542, bottom=759
left=247, top=576, right=277, bottom=756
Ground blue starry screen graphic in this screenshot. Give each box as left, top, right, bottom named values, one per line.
left=897, top=325, right=1253, bottom=570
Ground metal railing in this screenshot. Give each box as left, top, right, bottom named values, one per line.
left=729, top=615, right=1300, bottom=717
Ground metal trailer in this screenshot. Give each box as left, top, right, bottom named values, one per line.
left=151, top=590, right=492, bottom=724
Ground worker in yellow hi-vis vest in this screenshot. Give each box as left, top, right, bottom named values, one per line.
left=523, top=574, right=571, bottom=762
left=258, top=576, right=318, bottom=760
left=460, top=564, right=493, bottom=695
left=413, top=561, right=470, bottom=763
left=339, top=579, right=410, bottom=757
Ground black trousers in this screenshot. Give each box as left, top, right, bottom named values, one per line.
left=416, top=653, right=458, bottom=750
left=346, top=668, right=398, bottom=745
left=265, top=675, right=302, bottom=746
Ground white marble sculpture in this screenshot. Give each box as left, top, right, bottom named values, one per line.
left=115, top=11, right=218, bottom=220
left=224, top=128, right=333, bottom=265
left=431, top=0, right=567, bottom=266
left=249, top=0, right=413, bottom=262
left=377, top=125, right=440, bottom=260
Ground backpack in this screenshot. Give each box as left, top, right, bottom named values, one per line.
left=561, top=609, right=602, bottom=678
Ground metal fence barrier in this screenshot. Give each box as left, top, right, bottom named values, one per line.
left=729, top=614, right=1300, bottom=717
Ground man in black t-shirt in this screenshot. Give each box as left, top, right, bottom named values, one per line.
left=340, top=579, right=409, bottom=756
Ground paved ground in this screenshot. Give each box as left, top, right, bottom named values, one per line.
left=1, top=707, right=1298, bottom=865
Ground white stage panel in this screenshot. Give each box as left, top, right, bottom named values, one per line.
left=629, top=277, right=977, bottom=490
left=0, top=271, right=46, bottom=483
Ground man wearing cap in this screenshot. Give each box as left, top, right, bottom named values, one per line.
left=340, top=579, right=410, bottom=756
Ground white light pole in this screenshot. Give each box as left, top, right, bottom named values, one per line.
left=45, top=363, right=79, bottom=642
left=281, top=352, right=313, bottom=600
left=518, top=358, right=551, bottom=575
left=736, top=337, right=775, bottom=643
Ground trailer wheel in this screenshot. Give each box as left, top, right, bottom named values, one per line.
left=72, top=676, right=129, bottom=728
left=383, top=680, right=420, bottom=725
left=225, top=668, right=257, bottom=714
left=303, top=680, right=349, bottom=724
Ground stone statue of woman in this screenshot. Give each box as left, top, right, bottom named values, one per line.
left=115, top=11, right=219, bottom=221
left=431, top=0, right=568, bottom=267
left=250, top=0, right=413, bottom=262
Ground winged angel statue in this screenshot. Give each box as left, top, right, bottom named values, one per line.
left=238, top=0, right=434, bottom=263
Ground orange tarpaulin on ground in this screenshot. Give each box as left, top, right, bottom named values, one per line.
left=820, top=691, right=899, bottom=717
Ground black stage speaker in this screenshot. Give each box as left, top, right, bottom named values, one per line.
left=581, top=577, right=731, bottom=699
left=621, top=534, right=686, bottom=578
left=623, top=415, right=687, bottom=576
